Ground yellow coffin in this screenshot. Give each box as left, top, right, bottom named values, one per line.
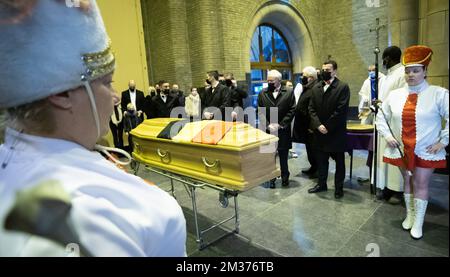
left=131, top=118, right=280, bottom=191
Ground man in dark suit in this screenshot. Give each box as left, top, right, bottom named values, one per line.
left=150, top=80, right=179, bottom=118
left=258, top=70, right=296, bottom=188
left=225, top=72, right=249, bottom=122
left=170, top=84, right=185, bottom=108
left=201, top=70, right=230, bottom=121
left=308, top=60, right=350, bottom=199
left=121, top=80, right=145, bottom=122
left=293, top=66, right=319, bottom=178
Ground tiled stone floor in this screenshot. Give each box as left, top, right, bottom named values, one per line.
left=134, top=144, right=449, bottom=257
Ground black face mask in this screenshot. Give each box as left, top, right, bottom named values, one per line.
left=321, top=70, right=332, bottom=82
left=268, top=82, right=276, bottom=92
left=163, top=89, right=170, bottom=95
left=301, top=76, right=309, bottom=86
left=225, top=79, right=233, bottom=87
left=317, top=72, right=323, bottom=82
left=219, top=80, right=226, bottom=86
left=129, top=87, right=136, bottom=91
left=205, top=79, right=211, bottom=85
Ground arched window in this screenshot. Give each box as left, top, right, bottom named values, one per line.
left=249, top=24, right=293, bottom=106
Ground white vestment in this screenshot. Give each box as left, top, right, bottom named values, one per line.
left=373, top=63, right=407, bottom=191
left=0, top=128, right=186, bottom=257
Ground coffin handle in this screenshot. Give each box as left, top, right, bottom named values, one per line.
left=157, top=148, right=169, bottom=159
left=202, top=157, right=220, bottom=169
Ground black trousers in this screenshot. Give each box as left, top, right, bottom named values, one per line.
left=109, top=121, right=123, bottom=149
left=305, top=132, right=318, bottom=171
left=316, top=150, right=345, bottom=189
left=278, top=149, right=290, bottom=179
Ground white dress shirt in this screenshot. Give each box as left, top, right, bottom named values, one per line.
left=129, top=89, right=137, bottom=109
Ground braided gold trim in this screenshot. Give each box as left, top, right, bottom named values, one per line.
left=81, top=40, right=115, bottom=80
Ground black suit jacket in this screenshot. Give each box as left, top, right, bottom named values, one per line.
left=308, top=78, right=350, bottom=152
left=229, top=85, right=248, bottom=109
left=293, top=79, right=318, bottom=143
left=201, top=83, right=231, bottom=120
left=150, top=94, right=179, bottom=118
left=121, top=90, right=145, bottom=121
left=258, top=86, right=296, bottom=150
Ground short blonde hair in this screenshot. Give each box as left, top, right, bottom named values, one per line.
left=127, top=103, right=135, bottom=110
left=1, top=99, right=55, bottom=137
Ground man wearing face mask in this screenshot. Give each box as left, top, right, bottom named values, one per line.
left=201, top=70, right=231, bottom=120
left=374, top=46, right=407, bottom=202
left=258, top=70, right=296, bottom=188
left=170, top=84, right=185, bottom=108
left=150, top=80, right=179, bottom=118
left=121, top=80, right=145, bottom=122
left=308, top=61, right=350, bottom=199
left=358, top=65, right=385, bottom=125
left=226, top=72, right=248, bottom=121
left=293, top=66, right=319, bottom=178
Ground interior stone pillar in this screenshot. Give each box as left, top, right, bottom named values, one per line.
left=420, top=0, right=449, bottom=88
left=388, top=0, right=419, bottom=49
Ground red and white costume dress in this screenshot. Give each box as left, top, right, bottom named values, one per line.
left=376, top=81, right=449, bottom=170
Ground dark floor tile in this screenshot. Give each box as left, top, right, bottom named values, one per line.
left=133, top=146, right=449, bottom=257
left=335, top=231, right=445, bottom=257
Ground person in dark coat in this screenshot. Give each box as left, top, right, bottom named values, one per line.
left=258, top=70, right=296, bottom=188
left=224, top=72, right=248, bottom=121
left=293, top=66, right=319, bottom=178
left=143, top=86, right=157, bottom=119
left=150, top=81, right=179, bottom=118
left=121, top=80, right=145, bottom=122
left=123, top=103, right=143, bottom=153
left=170, top=84, right=185, bottom=107
left=201, top=70, right=231, bottom=121
left=308, top=60, right=350, bottom=199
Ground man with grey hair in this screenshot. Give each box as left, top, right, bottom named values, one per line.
left=258, top=70, right=296, bottom=188
left=293, top=66, right=319, bottom=178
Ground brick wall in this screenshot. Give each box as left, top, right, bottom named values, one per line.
left=320, top=0, right=389, bottom=105
left=141, top=0, right=447, bottom=107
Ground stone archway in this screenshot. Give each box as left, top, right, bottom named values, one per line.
left=241, top=2, right=317, bottom=75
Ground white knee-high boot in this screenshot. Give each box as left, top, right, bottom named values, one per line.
left=402, top=194, right=415, bottom=230
left=410, top=198, right=428, bottom=239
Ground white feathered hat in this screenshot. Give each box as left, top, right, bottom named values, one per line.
left=0, top=0, right=115, bottom=109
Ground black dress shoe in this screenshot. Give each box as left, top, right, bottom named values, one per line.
left=281, top=179, right=289, bottom=187
left=269, top=179, right=276, bottom=189
left=302, top=168, right=316, bottom=175
left=308, top=184, right=327, bottom=193
left=334, top=189, right=344, bottom=199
